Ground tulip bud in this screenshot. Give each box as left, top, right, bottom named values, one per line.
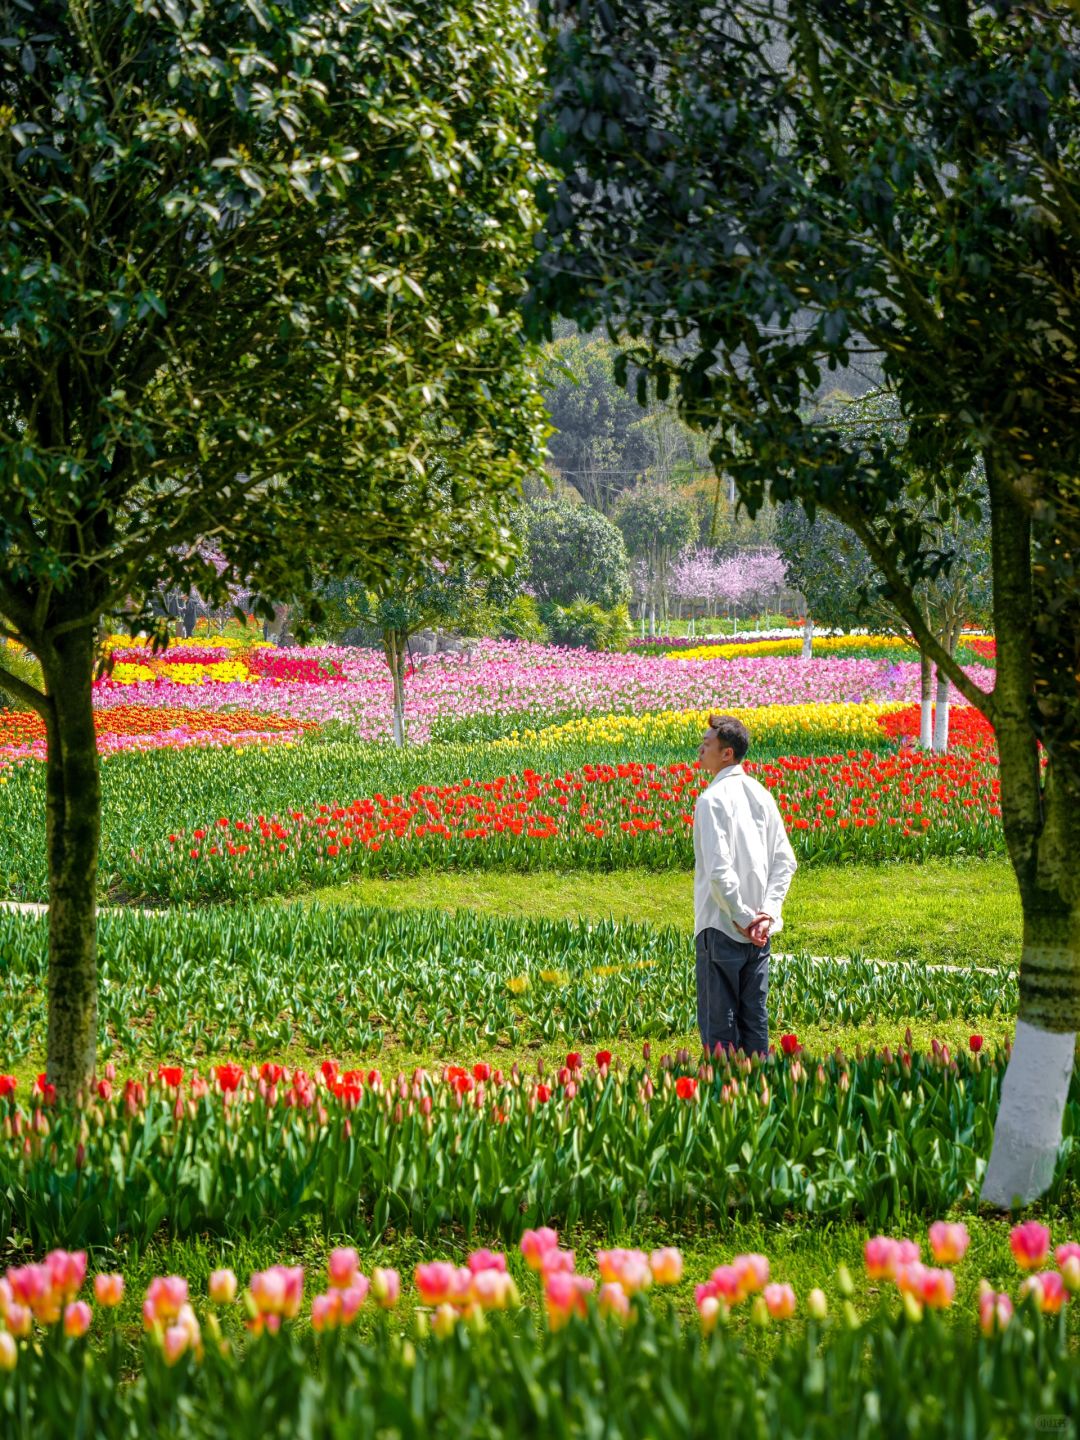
left=902, top=1291, right=923, bottom=1323
left=807, top=1288, right=828, bottom=1320
left=843, top=1300, right=861, bottom=1330
left=750, top=1295, right=769, bottom=1327
left=642, top=1042, right=651, bottom=1063
left=209, top=1269, right=238, bottom=1305
left=1061, top=1256, right=1080, bottom=1293
left=0, top=1332, right=16, bottom=1371
left=836, top=1265, right=855, bottom=1298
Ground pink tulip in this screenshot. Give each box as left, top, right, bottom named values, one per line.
left=1020, top=1271, right=1068, bottom=1315
left=63, top=1301, right=92, bottom=1338
left=371, top=1267, right=401, bottom=1309
left=1055, top=1242, right=1080, bottom=1269
left=93, top=1273, right=125, bottom=1308
left=650, top=1248, right=684, bottom=1286
left=732, top=1253, right=770, bottom=1295
left=707, top=1265, right=745, bottom=1304
left=520, top=1227, right=560, bottom=1270
left=162, top=1324, right=190, bottom=1366
left=145, top=1275, right=189, bottom=1324
left=46, top=1250, right=88, bottom=1300
left=978, top=1290, right=1013, bottom=1336
left=540, top=1248, right=576, bottom=1276
left=544, top=1272, right=594, bottom=1329
left=917, top=1267, right=955, bottom=1309
left=471, top=1269, right=516, bottom=1311
left=894, top=1261, right=926, bottom=1297
left=3, top=1303, right=30, bottom=1338
left=338, top=1279, right=370, bottom=1324
left=467, top=1249, right=507, bottom=1275
left=763, top=1283, right=797, bottom=1319
left=328, top=1247, right=360, bottom=1289
left=597, top=1249, right=651, bottom=1293
left=928, top=1221, right=970, bottom=1265
left=415, top=1262, right=458, bottom=1307
left=209, top=1269, right=238, bottom=1305
left=310, top=1292, right=341, bottom=1332
left=697, top=1294, right=723, bottom=1333
left=1009, top=1221, right=1051, bottom=1271
left=249, top=1265, right=304, bottom=1319
left=598, top=1282, right=630, bottom=1321
left=1059, top=1256, right=1080, bottom=1294
left=0, top=1331, right=15, bottom=1371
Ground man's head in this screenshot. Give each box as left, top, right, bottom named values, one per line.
left=698, top=713, right=750, bottom=776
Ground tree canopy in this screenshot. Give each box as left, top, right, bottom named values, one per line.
left=0, top=0, right=546, bottom=1093
left=523, top=496, right=631, bottom=609
left=526, top=0, right=1080, bottom=1203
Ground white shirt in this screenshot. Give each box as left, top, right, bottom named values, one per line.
left=693, top=763, right=798, bottom=941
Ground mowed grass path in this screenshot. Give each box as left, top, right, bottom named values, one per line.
left=307, top=856, right=1020, bottom=969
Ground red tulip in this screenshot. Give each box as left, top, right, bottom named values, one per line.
left=675, top=1077, right=698, bottom=1101
left=595, top=1051, right=612, bottom=1069
left=215, top=1063, right=244, bottom=1093
left=969, top=1035, right=983, bottom=1052
left=780, top=1034, right=800, bottom=1056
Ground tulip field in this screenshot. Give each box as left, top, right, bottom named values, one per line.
left=2, top=633, right=1076, bottom=1435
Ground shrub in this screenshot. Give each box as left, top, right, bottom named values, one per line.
left=542, top=602, right=630, bottom=650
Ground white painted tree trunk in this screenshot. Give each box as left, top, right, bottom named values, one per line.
left=801, top=615, right=813, bottom=660
left=919, top=653, right=933, bottom=748
left=932, top=669, right=950, bottom=752
left=981, top=1017, right=1075, bottom=1207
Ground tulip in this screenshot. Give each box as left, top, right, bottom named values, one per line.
left=94, top=1273, right=125, bottom=1308
left=650, top=1248, right=684, bottom=1286
left=1020, top=1271, right=1068, bottom=1315
left=917, top=1267, right=955, bottom=1309
left=0, top=1331, right=15, bottom=1372
left=1059, top=1256, right=1080, bottom=1294
left=697, top=1294, right=723, bottom=1333
left=415, top=1262, right=458, bottom=1307
left=63, top=1301, right=92, bottom=1338
left=520, top=1227, right=559, bottom=1270
left=162, top=1324, right=191, bottom=1366
left=732, top=1253, right=769, bottom=1295
left=338, top=1279, right=370, bottom=1323
left=598, top=1282, right=631, bottom=1321
left=310, top=1292, right=341, bottom=1332
left=978, top=1290, right=1013, bottom=1337
left=371, top=1267, right=401, bottom=1309
left=707, top=1265, right=744, bottom=1304
left=779, top=1034, right=800, bottom=1055
left=763, top=1283, right=796, bottom=1319
left=4, top=1303, right=30, bottom=1339
left=675, top=1076, right=698, bottom=1100
left=1055, top=1242, right=1080, bottom=1269
left=540, top=1247, right=576, bottom=1276
left=1010, top=1221, right=1051, bottom=1270
left=328, top=1247, right=360, bottom=1289
left=807, top=1288, right=828, bottom=1320
left=432, top=1303, right=459, bottom=1340
left=46, top=1249, right=88, bottom=1300
left=467, top=1248, right=507, bottom=1275
left=209, top=1269, right=238, bottom=1305
left=928, top=1221, right=970, bottom=1265
left=595, top=1051, right=612, bottom=1070
left=145, top=1275, right=189, bottom=1324
left=969, top=1035, right=983, bottom=1052
left=544, top=1272, right=593, bottom=1329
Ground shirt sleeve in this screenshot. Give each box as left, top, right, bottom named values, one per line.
left=700, top=796, right=759, bottom=931
left=762, top=800, right=798, bottom=919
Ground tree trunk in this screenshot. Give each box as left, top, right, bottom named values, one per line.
left=38, top=626, right=101, bottom=1099
left=801, top=614, right=813, bottom=660
left=932, top=667, right=950, bottom=752
left=383, top=629, right=407, bottom=747
left=980, top=457, right=1080, bottom=1207
left=919, top=652, right=933, bottom=748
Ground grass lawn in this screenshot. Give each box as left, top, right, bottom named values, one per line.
left=305, top=855, right=1021, bottom=969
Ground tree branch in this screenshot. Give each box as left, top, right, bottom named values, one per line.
left=0, top=661, right=52, bottom=721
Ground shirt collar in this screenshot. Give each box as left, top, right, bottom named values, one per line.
left=708, top=762, right=744, bottom=787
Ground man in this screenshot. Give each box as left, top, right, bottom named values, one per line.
left=693, top=713, right=797, bottom=1057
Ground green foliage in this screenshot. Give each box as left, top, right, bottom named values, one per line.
left=0, top=0, right=547, bottom=641
left=523, top=497, right=631, bottom=608
left=0, top=904, right=1020, bottom=1067
left=0, top=1041, right=1069, bottom=1247
left=0, top=649, right=42, bottom=712
left=491, top=593, right=549, bottom=643
left=3, top=1254, right=1080, bottom=1439
left=541, top=600, right=629, bottom=650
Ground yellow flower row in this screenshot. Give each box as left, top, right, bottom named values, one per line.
left=669, top=635, right=915, bottom=661
left=108, top=660, right=253, bottom=686
left=497, top=702, right=909, bottom=749
left=107, top=634, right=270, bottom=651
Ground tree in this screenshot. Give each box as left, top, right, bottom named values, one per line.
left=0, top=0, right=545, bottom=1095
left=528, top=0, right=1080, bottom=1203
left=614, top=482, right=696, bottom=633
left=542, top=331, right=651, bottom=510
left=523, top=497, right=631, bottom=609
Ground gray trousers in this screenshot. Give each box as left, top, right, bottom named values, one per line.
left=695, top=928, right=771, bottom=1057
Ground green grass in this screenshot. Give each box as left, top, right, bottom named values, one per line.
left=305, top=855, right=1021, bottom=969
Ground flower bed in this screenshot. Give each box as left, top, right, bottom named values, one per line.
left=0, top=1220, right=1076, bottom=1440
left=136, top=747, right=1004, bottom=900
left=0, top=905, right=1017, bottom=1063
left=0, top=1043, right=1070, bottom=1247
